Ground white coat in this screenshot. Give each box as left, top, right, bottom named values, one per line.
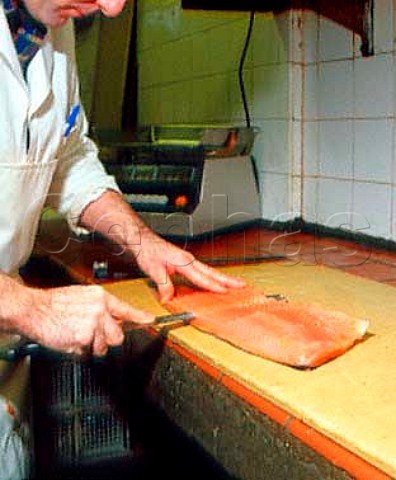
left=0, top=10, right=122, bottom=478
left=0, top=5, right=119, bottom=276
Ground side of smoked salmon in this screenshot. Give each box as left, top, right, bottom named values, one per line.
left=166, top=286, right=369, bottom=368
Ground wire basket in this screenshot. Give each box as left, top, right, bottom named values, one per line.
left=31, top=353, right=136, bottom=475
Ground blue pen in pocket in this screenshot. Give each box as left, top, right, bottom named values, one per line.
left=64, top=104, right=81, bottom=140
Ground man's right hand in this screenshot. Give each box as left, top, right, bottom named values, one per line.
left=11, top=284, right=155, bottom=356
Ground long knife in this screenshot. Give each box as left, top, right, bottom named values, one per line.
left=0, top=312, right=194, bottom=362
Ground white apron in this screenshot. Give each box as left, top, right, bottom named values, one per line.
left=0, top=9, right=70, bottom=479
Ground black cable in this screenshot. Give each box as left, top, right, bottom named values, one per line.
left=238, top=10, right=255, bottom=128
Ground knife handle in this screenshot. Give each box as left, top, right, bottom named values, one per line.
left=0, top=340, right=40, bottom=362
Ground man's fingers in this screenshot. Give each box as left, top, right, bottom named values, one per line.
left=93, top=315, right=125, bottom=356
left=155, top=260, right=245, bottom=303
left=189, top=261, right=246, bottom=287
left=92, top=330, right=108, bottom=357
left=169, top=261, right=230, bottom=295
left=103, top=317, right=125, bottom=346
left=157, top=280, right=175, bottom=305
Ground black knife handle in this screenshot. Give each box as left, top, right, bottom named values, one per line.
left=0, top=341, right=40, bottom=361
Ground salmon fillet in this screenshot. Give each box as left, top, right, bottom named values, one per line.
left=166, top=285, right=369, bottom=368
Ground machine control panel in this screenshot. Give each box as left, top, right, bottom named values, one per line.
left=101, top=145, right=205, bottom=214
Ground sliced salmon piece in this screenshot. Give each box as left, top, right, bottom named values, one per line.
left=166, top=285, right=369, bottom=368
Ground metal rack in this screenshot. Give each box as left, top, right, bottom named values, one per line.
left=31, top=352, right=136, bottom=478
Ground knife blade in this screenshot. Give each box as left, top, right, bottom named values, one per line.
left=150, top=311, right=195, bottom=327
left=0, top=312, right=195, bottom=362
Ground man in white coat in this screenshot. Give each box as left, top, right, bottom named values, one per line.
left=0, top=0, right=245, bottom=477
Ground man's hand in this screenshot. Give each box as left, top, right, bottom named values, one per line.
left=11, top=284, right=154, bottom=356
left=80, top=191, right=246, bottom=303
left=134, top=229, right=246, bottom=303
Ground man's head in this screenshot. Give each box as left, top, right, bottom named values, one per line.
left=23, top=0, right=126, bottom=28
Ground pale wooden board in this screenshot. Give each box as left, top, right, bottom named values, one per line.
left=104, top=264, right=396, bottom=477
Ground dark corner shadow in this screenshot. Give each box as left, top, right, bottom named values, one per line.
left=182, top=0, right=373, bottom=57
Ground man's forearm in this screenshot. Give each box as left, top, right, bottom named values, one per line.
left=79, top=190, right=155, bottom=256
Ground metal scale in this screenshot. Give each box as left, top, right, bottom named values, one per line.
left=98, top=125, right=261, bottom=238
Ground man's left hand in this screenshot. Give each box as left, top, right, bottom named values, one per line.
left=134, top=229, right=246, bottom=303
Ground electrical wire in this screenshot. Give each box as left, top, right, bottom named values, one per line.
left=238, top=10, right=255, bottom=128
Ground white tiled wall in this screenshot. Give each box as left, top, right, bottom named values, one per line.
left=302, top=2, right=396, bottom=241
left=137, top=0, right=396, bottom=242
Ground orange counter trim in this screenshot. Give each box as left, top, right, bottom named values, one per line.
left=168, top=338, right=223, bottom=381
left=222, top=375, right=290, bottom=426
left=288, top=420, right=392, bottom=480
left=164, top=335, right=392, bottom=480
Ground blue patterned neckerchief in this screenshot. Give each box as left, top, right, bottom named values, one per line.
left=2, top=0, right=47, bottom=75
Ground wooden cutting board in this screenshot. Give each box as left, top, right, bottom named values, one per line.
left=104, top=263, right=396, bottom=478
